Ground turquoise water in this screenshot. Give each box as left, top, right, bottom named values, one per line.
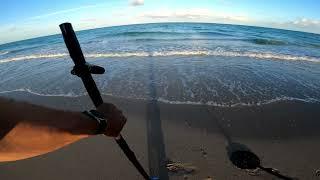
left=0, top=23, right=319, bottom=106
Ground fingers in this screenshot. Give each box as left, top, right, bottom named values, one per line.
left=98, top=103, right=127, bottom=137
left=105, top=115, right=127, bottom=137
left=114, top=115, right=127, bottom=136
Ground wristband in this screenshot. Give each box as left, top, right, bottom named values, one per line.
left=82, top=110, right=107, bottom=134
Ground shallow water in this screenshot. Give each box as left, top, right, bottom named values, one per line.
left=0, top=23, right=320, bottom=106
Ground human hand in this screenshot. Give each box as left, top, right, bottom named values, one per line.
left=97, top=103, right=127, bottom=137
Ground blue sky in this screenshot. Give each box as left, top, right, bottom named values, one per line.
left=0, top=0, right=319, bottom=44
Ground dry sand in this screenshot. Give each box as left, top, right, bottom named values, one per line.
left=0, top=91, right=320, bottom=179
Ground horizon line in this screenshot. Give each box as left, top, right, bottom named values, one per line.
left=1, top=21, right=320, bottom=46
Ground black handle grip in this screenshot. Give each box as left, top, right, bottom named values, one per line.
left=60, top=23, right=103, bottom=107
left=60, top=23, right=86, bottom=65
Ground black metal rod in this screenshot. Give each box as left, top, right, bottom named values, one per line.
left=115, top=135, right=151, bottom=179
left=59, top=23, right=150, bottom=180
left=59, top=23, right=103, bottom=107
left=259, top=166, right=293, bottom=180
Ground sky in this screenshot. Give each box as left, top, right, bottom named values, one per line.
left=0, top=0, right=320, bottom=44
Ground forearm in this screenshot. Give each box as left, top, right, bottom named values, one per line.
left=0, top=97, right=97, bottom=162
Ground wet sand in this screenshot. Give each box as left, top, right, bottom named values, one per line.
left=0, top=91, right=320, bottom=179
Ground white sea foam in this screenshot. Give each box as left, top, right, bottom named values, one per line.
left=0, top=51, right=9, bottom=56
left=86, top=52, right=150, bottom=58
left=0, top=53, right=68, bottom=63
left=157, top=97, right=320, bottom=107
left=0, top=88, right=318, bottom=107
left=0, top=88, right=85, bottom=97
left=85, top=51, right=320, bottom=63
left=0, top=50, right=319, bottom=64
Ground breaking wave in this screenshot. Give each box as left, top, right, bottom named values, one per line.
left=0, top=53, right=68, bottom=63
left=0, top=51, right=9, bottom=56
left=1, top=50, right=319, bottom=64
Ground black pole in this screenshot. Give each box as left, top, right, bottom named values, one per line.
left=59, top=23, right=103, bottom=107
left=259, top=166, right=293, bottom=180
left=59, top=23, right=151, bottom=180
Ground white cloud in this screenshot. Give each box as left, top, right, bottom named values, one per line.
left=138, top=8, right=320, bottom=34
left=139, top=8, right=250, bottom=23
left=291, top=18, right=320, bottom=27
left=29, top=4, right=100, bottom=20
left=266, top=17, right=320, bottom=34
left=141, top=8, right=211, bottom=19
left=130, top=0, right=144, bottom=6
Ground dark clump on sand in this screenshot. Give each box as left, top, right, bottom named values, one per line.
left=1, top=91, right=320, bottom=179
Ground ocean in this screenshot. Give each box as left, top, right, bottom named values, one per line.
left=0, top=22, right=320, bottom=107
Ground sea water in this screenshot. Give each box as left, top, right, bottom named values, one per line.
left=0, top=23, right=319, bottom=106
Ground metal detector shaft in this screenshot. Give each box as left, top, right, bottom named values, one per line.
left=259, top=166, right=293, bottom=180
left=60, top=23, right=150, bottom=180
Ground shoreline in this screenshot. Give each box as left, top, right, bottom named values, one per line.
left=2, top=91, right=319, bottom=139
left=1, top=88, right=319, bottom=109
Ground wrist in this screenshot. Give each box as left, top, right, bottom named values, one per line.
left=70, top=112, right=99, bottom=136
left=82, top=110, right=107, bottom=134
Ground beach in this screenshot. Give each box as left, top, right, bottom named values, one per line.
left=1, top=23, right=320, bottom=179
left=0, top=91, right=319, bottom=179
